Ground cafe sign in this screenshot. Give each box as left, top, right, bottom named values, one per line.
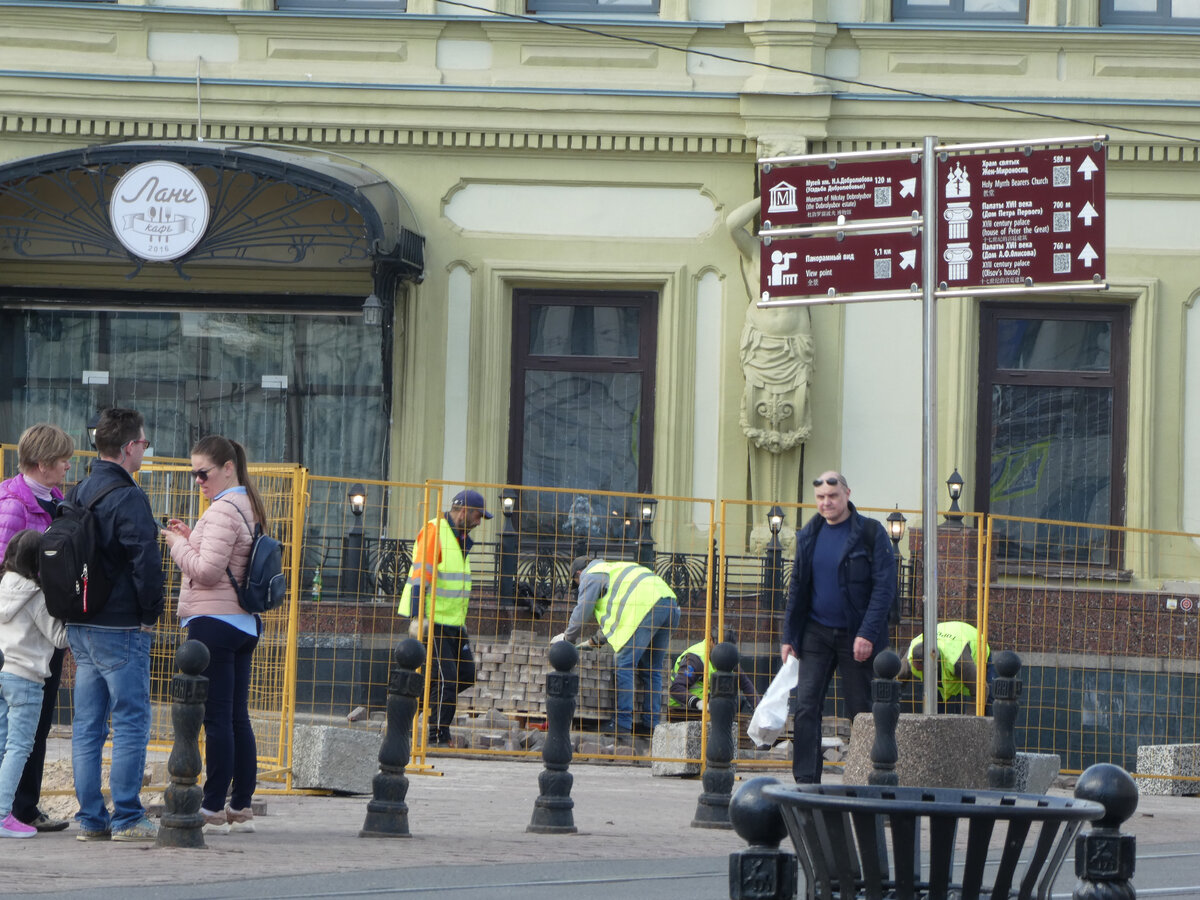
left=109, top=161, right=210, bottom=262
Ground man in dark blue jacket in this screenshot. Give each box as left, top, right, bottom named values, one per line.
left=66, top=407, right=164, bottom=842
left=780, top=471, right=895, bottom=783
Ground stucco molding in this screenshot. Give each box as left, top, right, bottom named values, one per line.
left=1068, top=280, right=1155, bottom=549
left=0, top=116, right=754, bottom=157
left=474, top=258, right=695, bottom=502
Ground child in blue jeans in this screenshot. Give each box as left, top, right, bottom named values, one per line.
left=0, top=530, right=67, bottom=838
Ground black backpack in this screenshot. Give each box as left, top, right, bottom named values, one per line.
left=40, top=481, right=126, bottom=622
left=223, top=502, right=286, bottom=614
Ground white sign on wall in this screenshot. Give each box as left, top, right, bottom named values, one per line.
left=109, top=161, right=210, bottom=262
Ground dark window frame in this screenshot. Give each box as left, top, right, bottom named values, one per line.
left=508, top=287, right=657, bottom=493
left=527, top=0, right=660, bottom=13
left=892, top=0, right=1028, bottom=20
left=277, top=0, right=408, bottom=9
left=1100, top=0, right=1200, bottom=24
left=975, top=301, right=1130, bottom=573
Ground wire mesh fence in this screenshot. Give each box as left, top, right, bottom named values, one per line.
left=5, top=441, right=1200, bottom=786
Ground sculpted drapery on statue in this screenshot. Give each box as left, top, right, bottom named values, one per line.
left=727, top=190, right=814, bottom=508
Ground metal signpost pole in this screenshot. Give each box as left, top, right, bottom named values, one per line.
left=921, top=135, right=939, bottom=716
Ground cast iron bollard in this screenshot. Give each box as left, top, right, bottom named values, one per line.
left=869, top=649, right=902, bottom=787
left=692, top=641, right=738, bottom=829
left=156, top=639, right=210, bottom=849
left=360, top=638, right=425, bottom=838
left=988, top=649, right=1022, bottom=791
left=728, top=776, right=798, bottom=900
left=527, top=639, right=579, bottom=833
left=1073, top=763, right=1139, bottom=900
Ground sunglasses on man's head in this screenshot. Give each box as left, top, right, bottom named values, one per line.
left=191, top=466, right=214, bottom=482
left=812, top=477, right=842, bottom=487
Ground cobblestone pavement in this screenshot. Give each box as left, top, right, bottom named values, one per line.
left=6, top=741, right=1199, bottom=899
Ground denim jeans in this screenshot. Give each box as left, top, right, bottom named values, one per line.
left=12, top=646, right=65, bottom=823
left=186, top=616, right=260, bottom=812
left=67, top=625, right=152, bottom=832
left=0, top=672, right=43, bottom=819
left=791, top=621, right=875, bottom=784
left=613, top=599, right=680, bottom=732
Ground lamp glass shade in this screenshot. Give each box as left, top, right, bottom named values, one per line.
left=946, top=468, right=964, bottom=500
left=767, top=504, right=784, bottom=533
left=361, top=293, right=384, bottom=327
left=348, top=483, right=367, bottom=516
left=887, top=508, right=907, bottom=543
left=640, top=498, right=658, bottom=524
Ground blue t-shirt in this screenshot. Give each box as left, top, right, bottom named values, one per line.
left=810, top=518, right=852, bottom=629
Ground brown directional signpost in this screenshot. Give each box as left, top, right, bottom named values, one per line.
left=759, top=156, right=922, bottom=228
left=759, top=230, right=921, bottom=301
left=755, top=135, right=1107, bottom=715
left=936, top=145, right=1105, bottom=288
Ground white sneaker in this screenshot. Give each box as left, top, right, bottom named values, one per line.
left=225, top=805, right=255, bottom=834
left=201, top=807, right=229, bottom=835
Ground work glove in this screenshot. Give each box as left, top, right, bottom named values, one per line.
left=550, top=632, right=567, bottom=644
left=687, top=695, right=707, bottom=713
left=407, top=619, right=426, bottom=640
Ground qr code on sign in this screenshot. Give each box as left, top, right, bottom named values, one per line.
left=1053, top=212, right=1071, bottom=232
left=1053, top=252, right=1071, bottom=274
left=874, top=186, right=892, bottom=208
left=1052, top=165, right=1071, bottom=187
left=874, top=258, right=893, bottom=279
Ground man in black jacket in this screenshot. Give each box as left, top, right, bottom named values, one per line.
left=66, top=407, right=165, bottom=842
left=780, top=471, right=895, bottom=783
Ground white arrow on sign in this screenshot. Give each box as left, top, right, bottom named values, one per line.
left=899, top=249, right=917, bottom=270
left=1077, top=201, right=1099, bottom=226
left=1078, top=157, right=1099, bottom=181
left=1078, top=243, right=1099, bottom=267
left=899, top=178, right=917, bottom=198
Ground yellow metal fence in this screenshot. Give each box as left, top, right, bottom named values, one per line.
left=5, top=443, right=1200, bottom=784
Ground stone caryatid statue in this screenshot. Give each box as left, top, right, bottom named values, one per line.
left=727, top=194, right=814, bottom=510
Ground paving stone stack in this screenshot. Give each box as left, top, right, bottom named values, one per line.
left=461, top=630, right=614, bottom=721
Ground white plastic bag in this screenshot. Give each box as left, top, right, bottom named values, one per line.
left=747, top=656, right=799, bottom=747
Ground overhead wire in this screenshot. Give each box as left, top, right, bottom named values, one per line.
left=435, top=0, right=1200, bottom=146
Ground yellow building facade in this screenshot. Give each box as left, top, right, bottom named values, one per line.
left=2, top=0, right=1199, bottom=568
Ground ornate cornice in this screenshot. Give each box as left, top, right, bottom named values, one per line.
left=0, top=115, right=754, bottom=156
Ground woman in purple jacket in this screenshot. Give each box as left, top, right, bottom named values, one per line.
left=0, top=423, right=75, bottom=832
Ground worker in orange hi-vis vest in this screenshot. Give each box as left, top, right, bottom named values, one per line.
left=398, top=489, right=492, bottom=748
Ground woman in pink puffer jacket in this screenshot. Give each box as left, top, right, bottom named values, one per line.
left=161, top=434, right=267, bottom=837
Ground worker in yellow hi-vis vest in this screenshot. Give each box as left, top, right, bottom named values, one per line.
left=398, top=489, right=492, bottom=747
left=899, top=621, right=993, bottom=714
left=553, top=556, right=680, bottom=742
left=666, top=627, right=759, bottom=721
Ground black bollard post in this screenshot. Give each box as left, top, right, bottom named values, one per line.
left=988, top=650, right=1022, bottom=791
left=692, top=642, right=738, bottom=829
left=1073, top=763, right=1138, bottom=900
left=728, top=776, right=798, bottom=900
left=869, top=649, right=902, bottom=787
left=360, top=638, right=425, bottom=838
left=528, top=640, right=579, bottom=833
left=156, top=640, right=210, bottom=849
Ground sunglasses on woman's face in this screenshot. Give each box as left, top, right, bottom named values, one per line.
left=191, top=466, right=214, bottom=482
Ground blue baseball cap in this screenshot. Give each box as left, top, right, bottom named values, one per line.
left=451, top=489, right=493, bottom=518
